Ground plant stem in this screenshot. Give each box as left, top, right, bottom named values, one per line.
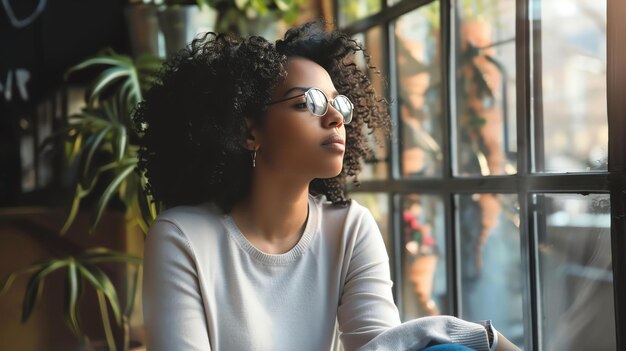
left=97, top=290, right=117, bottom=351
left=123, top=315, right=130, bottom=351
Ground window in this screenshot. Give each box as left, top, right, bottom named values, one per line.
left=338, top=0, right=625, bottom=349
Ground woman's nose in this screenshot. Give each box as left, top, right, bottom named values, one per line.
left=322, top=103, right=344, bottom=128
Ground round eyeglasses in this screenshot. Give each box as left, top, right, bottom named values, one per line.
left=266, top=87, right=354, bottom=124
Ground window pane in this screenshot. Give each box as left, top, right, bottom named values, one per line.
left=531, top=0, right=608, bottom=173
left=456, top=194, right=524, bottom=346
left=395, top=2, right=444, bottom=177
left=353, top=27, right=389, bottom=180
left=349, top=193, right=392, bottom=259
left=400, top=194, right=449, bottom=320
left=337, top=0, right=381, bottom=26
left=534, top=194, right=615, bottom=350
left=453, top=0, right=517, bottom=176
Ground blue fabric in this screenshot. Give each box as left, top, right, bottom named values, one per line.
left=420, top=344, right=476, bottom=351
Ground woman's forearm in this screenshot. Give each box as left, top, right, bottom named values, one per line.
left=495, top=332, right=522, bottom=351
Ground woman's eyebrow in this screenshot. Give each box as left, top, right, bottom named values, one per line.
left=282, top=86, right=309, bottom=97
left=282, top=86, right=340, bottom=98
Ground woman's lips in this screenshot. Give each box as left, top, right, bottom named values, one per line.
left=321, top=134, right=345, bottom=152
left=321, top=143, right=345, bottom=152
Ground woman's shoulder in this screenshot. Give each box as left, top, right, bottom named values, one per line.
left=310, top=193, right=375, bottom=228
left=151, top=202, right=226, bottom=237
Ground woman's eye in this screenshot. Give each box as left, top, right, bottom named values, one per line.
left=294, top=102, right=308, bottom=109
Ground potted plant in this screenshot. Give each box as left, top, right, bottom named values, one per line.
left=1, top=49, right=163, bottom=351
left=125, top=0, right=220, bottom=58
left=125, top=0, right=305, bottom=60
left=213, top=0, right=305, bottom=38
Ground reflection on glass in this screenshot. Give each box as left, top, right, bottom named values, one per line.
left=395, top=2, right=444, bottom=177
left=349, top=193, right=391, bottom=258
left=401, top=194, right=448, bottom=320
left=337, top=0, right=381, bottom=26
left=353, top=27, right=389, bottom=180
left=454, top=0, right=517, bottom=176
left=531, top=0, right=608, bottom=172
left=456, top=193, right=524, bottom=346
left=534, top=194, right=615, bottom=350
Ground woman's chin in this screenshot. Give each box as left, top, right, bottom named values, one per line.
left=317, top=166, right=343, bottom=179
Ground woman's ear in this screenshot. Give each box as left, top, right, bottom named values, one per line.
left=243, top=117, right=260, bottom=151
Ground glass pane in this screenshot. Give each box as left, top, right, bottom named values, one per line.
left=453, top=0, right=517, bottom=176
left=531, top=0, right=608, bottom=173
left=534, top=194, right=615, bottom=350
left=400, top=194, right=448, bottom=320
left=353, top=27, right=389, bottom=180
left=349, top=193, right=392, bottom=259
left=395, top=2, right=444, bottom=177
left=337, top=0, right=381, bottom=26
left=456, top=194, right=524, bottom=346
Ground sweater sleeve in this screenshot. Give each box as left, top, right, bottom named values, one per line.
left=357, top=315, right=492, bottom=351
left=337, top=207, right=492, bottom=351
left=337, top=208, right=402, bottom=351
left=142, top=219, right=211, bottom=351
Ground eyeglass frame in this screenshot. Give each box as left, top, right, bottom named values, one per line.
left=265, top=87, right=354, bottom=124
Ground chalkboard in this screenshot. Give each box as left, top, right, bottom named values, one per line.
left=0, top=0, right=129, bottom=206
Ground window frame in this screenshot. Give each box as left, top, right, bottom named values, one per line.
left=337, top=0, right=625, bottom=349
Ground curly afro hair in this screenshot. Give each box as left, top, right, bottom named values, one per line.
left=133, top=19, right=390, bottom=213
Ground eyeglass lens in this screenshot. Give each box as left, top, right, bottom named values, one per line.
left=305, top=88, right=353, bottom=124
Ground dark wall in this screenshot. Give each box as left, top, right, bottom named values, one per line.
left=0, top=0, right=129, bottom=206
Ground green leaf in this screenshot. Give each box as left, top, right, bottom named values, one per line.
left=70, top=110, right=113, bottom=126
left=68, top=133, right=83, bottom=165
left=136, top=53, right=163, bottom=72
left=77, top=263, right=122, bottom=326
left=0, top=261, right=52, bottom=295
left=96, top=290, right=117, bottom=351
left=79, top=248, right=142, bottom=266
left=91, top=164, right=136, bottom=233
left=87, top=67, right=130, bottom=107
left=136, top=184, right=156, bottom=231
left=124, top=266, right=141, bottom=317
left=80, top=125, right=112, bottom=181
left=129, top=68, right=143, bottom=105
left=64, top=260, right=82, bottom=336
left=22, top=260, right=69, bottom=323
left=115, top=125, right=127, bottom=162
left=96, top=158, right=138, bottom=175
left=119, top=79, right=137, bottom=111
left=65, top=53, right=132, bottom=81
left=60, top=186, right=82, bottom=235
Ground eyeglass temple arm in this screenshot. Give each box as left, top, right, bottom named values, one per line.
left=266, top=93, right=306, bottom=106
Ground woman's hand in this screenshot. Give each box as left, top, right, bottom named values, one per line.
left=495, top=331, right=522, bottom=351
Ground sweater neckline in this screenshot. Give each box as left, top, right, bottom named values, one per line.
left=222, top=194, right=318, bottom=265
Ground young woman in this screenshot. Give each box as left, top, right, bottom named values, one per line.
left=136, top=20, right=520, bottom=351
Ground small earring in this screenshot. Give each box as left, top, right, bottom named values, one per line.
left=251, top=148, right=258, bottom=168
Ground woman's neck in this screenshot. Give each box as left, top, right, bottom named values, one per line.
left=230, top=170, right=311, bottom=254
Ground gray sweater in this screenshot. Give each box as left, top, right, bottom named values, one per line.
left=143, top=193, right=493, bottom=351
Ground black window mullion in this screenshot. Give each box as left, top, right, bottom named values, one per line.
left=441, top=0, right=453, bottom=184
left=384, top=14, right=403, bottom=311
left=516, top=0, right=538, bottom=349
left=391, top=193, right=404, bottom=315
left=346, top=174, right=610, bottom=194
left=387, top=19, right=402, bottom=181
left=443, top=191, right=459, bottom=316
left=607, top=0, right=626, bottom=349
left=529, top=0, right=545, bottom=173
left=440, top=0, right=458, bottom=317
